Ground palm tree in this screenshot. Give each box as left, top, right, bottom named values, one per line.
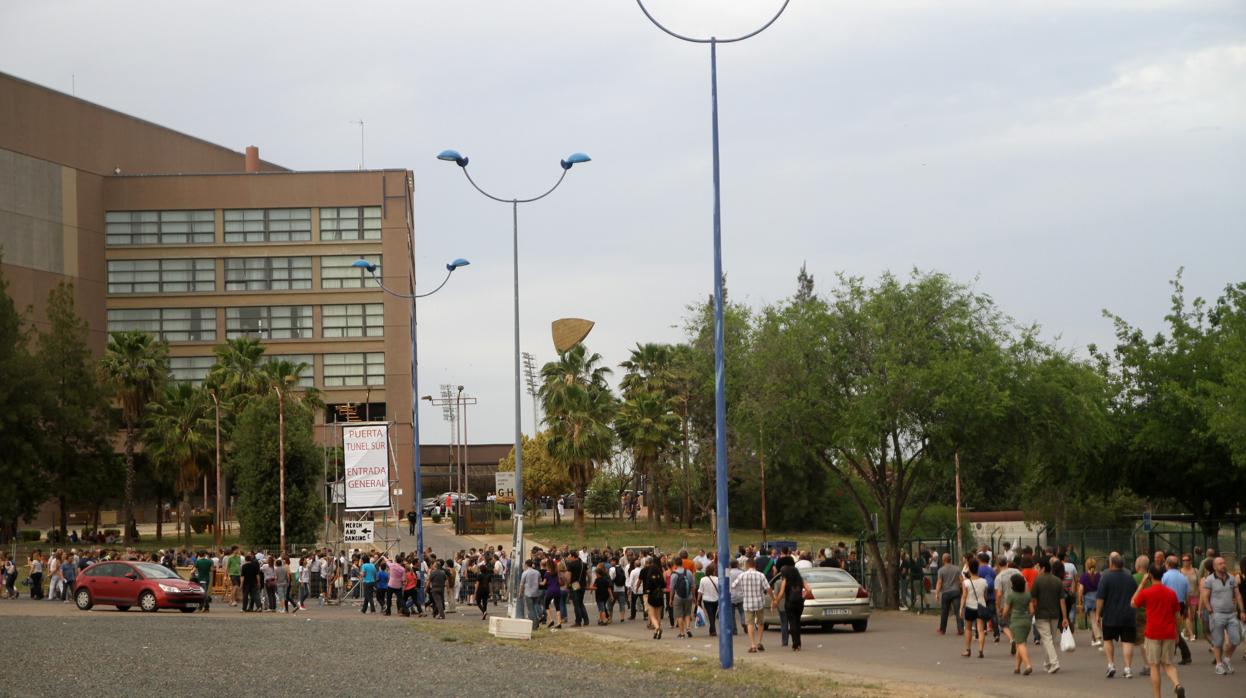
left=261, top=358, right=322, bottom=410
left=539, top=344, right=617, bottom=532
left=619, top=342, right=674, bottom=398
left=206, top=337, right=268, bottom=405
left=100, top=330, right=168, bottom=544
left=614, top=388, right=681, bottom=530
left=145, top=383, right=213, bottom=546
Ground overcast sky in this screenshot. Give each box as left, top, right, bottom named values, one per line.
left=4, top=1, right=1244, bottom=443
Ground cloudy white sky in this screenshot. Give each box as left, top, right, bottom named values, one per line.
left=3, top=1, right=1244, bottom=443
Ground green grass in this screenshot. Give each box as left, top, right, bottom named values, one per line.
left=405, top=618, right=929, bottom=697
left=498, top=517, right=853, bottom=556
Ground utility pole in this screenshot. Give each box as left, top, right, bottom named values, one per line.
left=522, top=351, right=540, bottom=434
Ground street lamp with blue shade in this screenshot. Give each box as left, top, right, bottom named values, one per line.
left=560, top=152, right=591, bottom=170
left=437, top=149, right=469, bottom=167
left=351, top=259, right=377, bottom=273
left=447, top=258, right=471, bottom=271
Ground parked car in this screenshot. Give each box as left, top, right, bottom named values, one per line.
left=74, top=560, right=206, bottom=613
left=762, top=566, right=870, bottom=632
left=421, top=492, right=478, bottom=515
left=758, top=540, right=799, bottom=553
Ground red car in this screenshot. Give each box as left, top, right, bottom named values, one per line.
left=74, top=560, right=206, bottom=613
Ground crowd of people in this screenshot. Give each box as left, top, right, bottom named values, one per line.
left=931, top=543, right=1246, bottom=698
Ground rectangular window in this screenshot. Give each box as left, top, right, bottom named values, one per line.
left=224, top=257, right=312, bottom=291
left=322, top=303, right=384, bottom=338
left=169, top=356, right=214, bottom=386
left=106, top=210, right=215, bottom=246
left=263, top=354, right=315, bottom=388
left=225, top=305, right=313, bottom=340
left=107, top=258, right=215, bottom=294
left=320, top=255, right=380, bottom=290
left=320, top=206, right=382, bottom=241
left=108, top=308, right=216, bottom=342
left=322, top=352, right=384, bottom=387
left=223, top=208, right=312, bottom=243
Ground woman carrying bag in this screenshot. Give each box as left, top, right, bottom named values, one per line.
left=961, top=558, right=990, bottom=658
left=774, top=564, right=808, bottom=651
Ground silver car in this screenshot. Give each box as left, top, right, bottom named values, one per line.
left=763, top=567, right=871, bottom=632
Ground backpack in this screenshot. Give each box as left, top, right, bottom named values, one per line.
left=673, top=569, right=691, bottom=599
left=612, top=566, right=626, bottom=587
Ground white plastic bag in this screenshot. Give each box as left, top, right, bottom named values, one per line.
left=695, top=606, right=706, bottom=627
left=1060, top=626, right=1077, bottom=653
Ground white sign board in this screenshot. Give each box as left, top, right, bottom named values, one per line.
left=343, top=424, right=390, bottom=511
left=344, top=520, right=374, bottom=544
left=495, top=471, right=515, bottom=504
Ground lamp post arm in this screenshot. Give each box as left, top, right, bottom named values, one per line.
left=635, top=0, right=791, bottom=44
left=462, top=167, right=569, bottom=204
left=366, top=270, right=455, bottom=299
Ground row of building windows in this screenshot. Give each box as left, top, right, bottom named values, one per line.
left=106, top=255, right=381, bottom=294
left=107, top=303, right=384, bottom=342
left=170, top=352, right=383, bottom=387
left=106, top=207, right=383, bottom=246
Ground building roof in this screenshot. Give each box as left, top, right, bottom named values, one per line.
left=418, top=444, right=513, bottom=468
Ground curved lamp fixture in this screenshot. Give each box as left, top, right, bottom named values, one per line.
left=351, top=259, right=377, bottom=273
left=447, top=258, right=471, bottom=271
left=437, top=149, right=469, bottom=167
left=560, top=152, right=592, bottom=170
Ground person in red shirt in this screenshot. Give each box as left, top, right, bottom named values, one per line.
left=1132, top=564, right=1185, bottom=698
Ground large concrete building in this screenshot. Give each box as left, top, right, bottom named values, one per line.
left=1, top=71, right=421, bottom=524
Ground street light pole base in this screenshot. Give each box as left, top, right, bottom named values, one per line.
left=489, top=615, right=533, bottom=640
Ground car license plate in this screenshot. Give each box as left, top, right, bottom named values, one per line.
left=822, top=608, right=851, bottom=617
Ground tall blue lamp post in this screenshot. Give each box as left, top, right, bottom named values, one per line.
left=436, top=149, right=590, bottom=617
left=634, top=0, right=790, bottom=669
left=351, top=256, right=470, bottom=560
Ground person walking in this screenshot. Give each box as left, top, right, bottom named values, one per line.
left=521, top=559, right=543, bottom=630
left=543, top=558, right=564, bottom=630
left=1200, top=556, right=1244, bottom=675
left=1097, top=552, right=1139, bottom=679
left=1002, top=573, right=1033, bottom=675
left=732, top=557, right=772, bottom=653
left=407, top=509, right=418, bottom=536
left=194, top=550, right=214, bottom=612
left=935, top=553, right=964, bottom=636
left=28, top=553, right=44, bottom=600
left=261, top=556, right=277, bottom=611
left=960, top=558, right=990, bottom=659
left=670, top=559, right=695, bottom=638
left=774, top=562, right=807, bottom=651
left=1160, top=555, right=1192, bottom=665
left=475, top=559, right=491, bottom=620
left=697, top=563, right=721, bottom=637
left=360, top=555, right=377, bottom=614
left=1132, top=564, right=1186, bottom=698
left=1030, top=557, right=1066, bottom=674
left=428, top=559, right=447, bottom=619
left=387, top=556, right=406, bottom=617
left=1178, top=553, right=1199, bottom=643
left=240, top=554, right=261, bottom=612
left=1078, top=557, right=1102, bottom=647
left=592, top=564, right=614, bottom=625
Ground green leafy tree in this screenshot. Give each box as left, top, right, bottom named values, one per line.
left=1093, top=274, right=1244, bottom=539
left=100, top=330, right=168, bottom=544
left=145, top=382, right=214, bottom=545
left=615, top=388, right=680, bottom=531
left=585, top=470, right=624, bottom=519
left=230, top=393, right=321, bottom=547
left=0, top=255, right=47, bottom=540
left=540, top=344, right=618, bottom=533
left=35, top=282, right=112, bottom=538
left=1202, top=281, right=1246, bottom=468
left=498, top=431, right=571, bottom=522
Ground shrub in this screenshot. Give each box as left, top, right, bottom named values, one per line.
left=189, top=512, right=213, bottom=534
left=19, top=530, right=41, bottom=542
left=431, top=512, right=442, bottom=524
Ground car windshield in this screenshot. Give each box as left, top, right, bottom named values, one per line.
left=135, top=563, right=182, bottom=580
left=802, top=569, right=856, bottom=585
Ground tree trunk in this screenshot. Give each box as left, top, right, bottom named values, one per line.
left=58, top=493, right=67, bottom=542
left=155, top=478, right=163, bottom=541
left=574, top=481, right=587, bottom=533
left=122, top=425, right=136, bottom=545
left=182, top=489, right=192, bottom=547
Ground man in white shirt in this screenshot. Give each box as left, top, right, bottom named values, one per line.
left=627, top=559, right=644, bottom=621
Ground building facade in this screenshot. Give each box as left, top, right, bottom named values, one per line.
left=1, top=71, right=419, bottom=524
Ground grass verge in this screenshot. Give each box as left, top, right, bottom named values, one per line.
left=407, top=619, right=940, bottom=698
left=498, top=518, right=855, bottom=556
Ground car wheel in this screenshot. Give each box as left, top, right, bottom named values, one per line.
left=179, top=607, right=196, bottom=613
left=851, top=619, right=868, bottom=633
left=75, top=588, right=93, bottom=610
left=821, top=623, right=833, bottom=633
left=139, top=591, right=159, bottom=612
left=115, top=605, right=130, bottom=611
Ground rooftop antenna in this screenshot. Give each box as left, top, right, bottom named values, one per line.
left=349, top=119, right=365, bottom=169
